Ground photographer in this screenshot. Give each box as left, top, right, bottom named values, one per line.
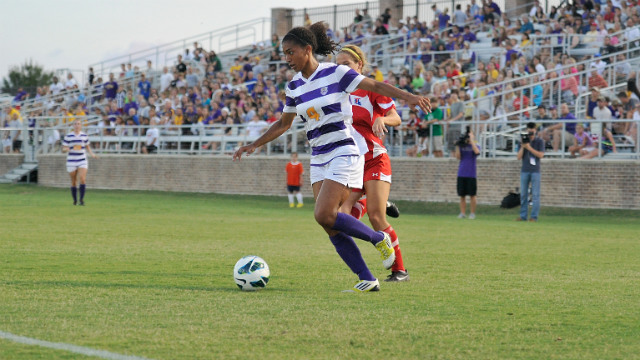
left=517, top=122, right=545, bottom=222
left=454, top=127, right=481, bottom=219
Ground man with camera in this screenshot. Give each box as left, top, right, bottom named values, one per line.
left=517, top=122, right=545, bottom=222
left=454, top=127, right=481, bottom=219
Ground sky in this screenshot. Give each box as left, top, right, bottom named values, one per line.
left=0, top=0, right=357, bottom=85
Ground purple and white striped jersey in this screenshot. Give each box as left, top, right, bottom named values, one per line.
left=62, top=131, right=90, bottom=167
left=283, top=63, right=368, bottom=166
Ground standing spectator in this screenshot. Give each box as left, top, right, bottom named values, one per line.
left=175, top=55, right=187, bottom=74
left=453, top=4, right=468, bottom=28
left=517, top=122, right=544, bottom=222
left=88, top=67, right=95, bottom=85
left=446, top=93, right=465, bottom=152
left=159, top=67, right=174, bottom=94
left=380, top=8, right=391, bottom=29
left=423, top=97, right=444, bottom=157
left=285, top=152, right=304, bottom=208
left=455, top=128, right=480, bottom=219
left=138, top=73, right=151, bottom=100
left=438, top=8, right=451, bottom=30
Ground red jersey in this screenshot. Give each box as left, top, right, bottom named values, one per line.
left=286, top=161, right=304, bottom=186
left=349, top=89, right=396, bottom=162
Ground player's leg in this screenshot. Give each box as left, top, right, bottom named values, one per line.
left=457, top=177, right=466, bottom=218
left=364, top=179, right=407, bottom=281
left=469, top=178, right=477, bottom=219
left=287, top=186, right=295, bottom=207
left=68, top=167, right=78, bottom=205
left=77, top=167, right=88, bottom=205
left=312, top=180, right=376, bottom=286
left=294, top=190, right=303, bottom=207
left=340, top=190, right=366, bottom=219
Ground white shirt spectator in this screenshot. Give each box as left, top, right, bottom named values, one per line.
left=535, top=63, right=546, bottom=81
left=65, top=77, right=77, bottom=89
left=624, top=25, right=640, bottom=42
left=50, top=81, right=64, bottom=95
left=146, top=127, right=159, bottom=146
left=246, top=118, right=268, bottom=139
left=160, top=71, right=174, bottom=93
left=590, top=59, right=607, bottom=76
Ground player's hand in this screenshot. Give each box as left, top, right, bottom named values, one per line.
left=372, top=118, right=387, bottom=139
left=233, top=144, right=256, bottom=161
left=469, top=132, right=476, bottom=142
left=407, top=95, right=431, bottom=114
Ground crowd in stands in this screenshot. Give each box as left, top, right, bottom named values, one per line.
left=2, top=0, right=639, bottom=157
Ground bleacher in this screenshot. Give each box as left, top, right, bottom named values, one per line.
left=1, top=0, right=639, bottom=164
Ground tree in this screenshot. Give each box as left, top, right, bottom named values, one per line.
left=2, top=59, right=54, bottom=95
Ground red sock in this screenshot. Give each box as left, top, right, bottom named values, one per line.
left=350, top=198, right=368, bottom=220
left=383, top=225, right=405, bottom=272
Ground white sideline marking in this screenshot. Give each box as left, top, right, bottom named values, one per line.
left=0, top=330, right=154, bottom=360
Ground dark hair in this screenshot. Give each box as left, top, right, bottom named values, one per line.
left=282, top=22, right=338, bottom=56
left=526, top=122, right=536, bottom=129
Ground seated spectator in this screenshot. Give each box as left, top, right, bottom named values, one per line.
left=613, top=53, right=632, bottom=83
left=588, top=70, right=608, bottom=93
left=580, top=128, right=617, bottom=159
left=568, top=123, right=593, bottom=157
left=540, top=103, right=576, bottom=151
left=142, top=118, right=159, bottom=154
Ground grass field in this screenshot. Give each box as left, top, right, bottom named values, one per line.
left=1, top=184, right=639, bottom=360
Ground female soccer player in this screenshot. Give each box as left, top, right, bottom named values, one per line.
left=62, top=119, right=98, bottom=205
left=233, top=22, right=430, bottom=292
left=336, top=45, right=409, bottom=282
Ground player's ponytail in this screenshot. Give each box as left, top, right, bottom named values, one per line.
left=282, top=22, right=338, bottom=57
left=309, top=22, right=338, bottom=56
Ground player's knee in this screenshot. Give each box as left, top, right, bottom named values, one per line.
left=314, top=208, right=336, bottom=229
left=368, top=211, right=386, bottom=229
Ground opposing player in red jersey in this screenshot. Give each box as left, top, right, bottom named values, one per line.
left=337, top=45, right=409, bottom=282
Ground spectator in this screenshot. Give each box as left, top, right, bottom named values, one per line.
left=142, top=117, right=159, bottom=154
left=586, top=86, right=601, bottom=119
left=455, top=128, right=480, bottom=219
left=541, top=103, right=576, bottom=151
left=617, top=91, right=638, bottom=120
left=138, top=73, right=151, bottom=100
left=453, top=4, right=468, bottom=28
left=160, top=67, right=174, bottom=94
left=446, top=93, right=465, bottom=152
left=568, top=123, right=593, bottom=157
left=49, top=76, right=64, bottom=95
left=588, top=69, right=608, bottom=91
left=175, top=55, right=187, bottom=74
left=517, top=122, right=544, bottom=222
left=613, top=53, right=632, bottom=83
left=65, top=73, right=77, bottom=90
left=580, top=127, right=617, bottom=159
left=374, top=19, right=389, bottom=35
left=424, top=97, right=444, bottom=157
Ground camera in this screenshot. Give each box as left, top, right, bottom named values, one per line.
left=521, top=131, right=534, bottom=144
left=456, top=126, right=471, bottom=146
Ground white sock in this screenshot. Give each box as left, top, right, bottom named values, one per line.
left=296, top=193, right=303, bottom=204
left=287, top=194, right=294, bottom=204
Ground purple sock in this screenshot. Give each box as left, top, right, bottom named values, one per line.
left=71, top=187, right=77, bottom=203
left=332, top=212, right=384, bottom=244
left=329, top=233, right=375, bottom=281
left=79, top=184, right=86, bottom=201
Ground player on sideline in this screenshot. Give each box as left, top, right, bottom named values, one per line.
left=61, top=119, right=98, bottom=205
left=233, top=22, right=430, bottom=292
left=286, top=152, right=304, bottom=208
left=336, top=45, right=409, bottom=282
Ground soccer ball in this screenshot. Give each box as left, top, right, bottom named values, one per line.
left=233, top=255, right=270, bottom=291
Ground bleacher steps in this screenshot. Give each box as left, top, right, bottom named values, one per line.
left=0, top=162, right=38, bottom=184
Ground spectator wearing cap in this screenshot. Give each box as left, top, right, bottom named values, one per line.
left=584, top=22, right=600, bottom=44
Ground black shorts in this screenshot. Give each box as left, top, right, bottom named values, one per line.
left=457, top=177, right=477, bottom=197
left=12, top=140, right=22, bottom=151
left=287, top=185, right=300, bottom=193
left=146, top=144, right=157, bottom=153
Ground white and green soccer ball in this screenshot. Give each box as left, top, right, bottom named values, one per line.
left=233, top=255, right=270, bottom=291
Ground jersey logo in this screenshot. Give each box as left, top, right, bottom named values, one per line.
left=353, top=97, right=362, bottom=106
left=320, top=86, right=328, bottom=95
left=372, top=172, right=379, bottom=177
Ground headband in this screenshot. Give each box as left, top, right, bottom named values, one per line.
left=341, top=47, right=362, bottom=63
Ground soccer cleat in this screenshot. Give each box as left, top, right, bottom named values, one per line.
left=375, top=232, right=396, bottom=270
left=73, top=201, right=77, bottom=206
left=296, top=203, right=304, bottom=208
left=458, top=213, right=466, bottom=219
left=384, top=270, right=410, bottom=282
left=469, top=213, right=476, bottom=220
left=352, top=279, right=380, bottom=292
left=79, top=201, right=85, bottom=206
left=386, top=201, right=400, bottom=218
left=289, top=203, right=295, bottom=208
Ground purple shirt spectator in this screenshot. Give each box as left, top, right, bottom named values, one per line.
left=458, top=143, right=481, bottom=178
left=104, top=81, right=118, bottom=100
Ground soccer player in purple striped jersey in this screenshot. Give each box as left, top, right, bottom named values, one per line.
left=62, top=119, right=98, bottom=206
left=233, top=22, right=431, bottom=292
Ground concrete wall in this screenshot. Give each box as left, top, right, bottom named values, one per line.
left=36, top=154, right=640, bottom=210
left=0, top=154, right=23, bottom=176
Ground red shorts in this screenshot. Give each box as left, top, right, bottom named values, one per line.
left=352, top=153, right=392, bottom=192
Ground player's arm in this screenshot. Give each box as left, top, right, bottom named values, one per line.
left=86, top=142, right=98, bottom=159
left=357, top=78, right=431, bottom=114
left=233, top=112, right=295, bottom=160
left=372, top=108, right=401, bottom=138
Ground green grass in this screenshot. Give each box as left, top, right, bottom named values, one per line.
left=1, top=184, right=639, bottom=360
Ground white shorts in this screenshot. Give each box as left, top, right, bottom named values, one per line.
left=310, top=155, right=364, bottom=189
left=67, top=163, right=88, bottom=173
